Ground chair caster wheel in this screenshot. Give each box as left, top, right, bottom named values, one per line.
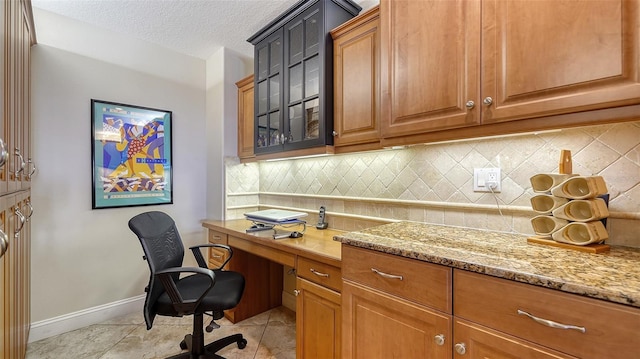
left=180, top=339, right=188, bottom=350
left=237, top=339, right=247, bottom=349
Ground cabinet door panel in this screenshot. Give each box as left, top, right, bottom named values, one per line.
left=454, top=320, right=577, bottom=359
left=483, top=0, right=640, bottom=123
left=332, top=8, right=380, bottom=148
left=381, top=0, right=480, bottom=137
left=342, top=280, right=451, bottom=359
left=296, top=277, right=341, bottom=359
left=236, top=75, right=254, bottom=160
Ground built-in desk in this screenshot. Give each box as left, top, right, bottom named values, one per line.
left=201, top=219, right=343, bottom=322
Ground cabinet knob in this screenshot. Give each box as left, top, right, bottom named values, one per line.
left=293, top=289, right=300, bottom=296
left=332, top=131, right=338, bottom=137
left=0, top=228, right=8, bottom=258
left=454, top=343, right=466, bottom=355
left=483, top=97, right=493, bottom=106
left=434, top=334, right=445, bottom=346
left=465, top=100, right=475, bottom=109
left=14, top=207, right=25, bottom=238
left=0, top=138, right=7, bottom=168
left=27, top=158, right=36, bottom=179
left=14, top=148, right=25, bottom=176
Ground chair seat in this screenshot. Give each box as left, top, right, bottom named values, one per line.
left=155, top=270, right=244, bottom=316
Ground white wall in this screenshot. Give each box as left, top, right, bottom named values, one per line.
left=30, top=9, right=209, bottom=328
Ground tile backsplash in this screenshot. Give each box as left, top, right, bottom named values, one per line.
left=226, top=121, right=640, bottom=248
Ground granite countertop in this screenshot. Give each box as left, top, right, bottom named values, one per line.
left=334, top=221, right=640, bottom=308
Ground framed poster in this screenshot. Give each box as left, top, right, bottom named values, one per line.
left=91, top=99, right=173, bottom=209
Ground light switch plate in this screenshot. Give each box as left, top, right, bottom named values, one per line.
left=473, top=168, right=501, bottom=192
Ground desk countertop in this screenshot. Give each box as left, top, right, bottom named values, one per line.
left=334, top=221, right=640, bottom=308
left=202, top=219, right=343, bottom=267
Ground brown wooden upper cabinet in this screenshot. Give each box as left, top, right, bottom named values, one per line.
left=331, top=6, right=381, bottom=153
left=380, top=0, right=640, bottom=145
left=236, top=75, right=255, bottom=161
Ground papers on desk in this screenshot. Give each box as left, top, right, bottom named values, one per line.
left=244, top=209, right=308, bottom=224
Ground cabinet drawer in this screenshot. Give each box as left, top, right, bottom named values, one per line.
left=208, top=230, right=228, bottom=245
left=208, top=247, right=229, bottom=269
left=297, top=256, right=342, bottom=292
left=454, top=270, right=640, bottom=359
left=342, top=244, right=452, bottom=313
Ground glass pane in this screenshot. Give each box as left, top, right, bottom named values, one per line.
left=270, top=38, right=281, bottom=75
left=289, top=22, right=303, bottom=64
left=258, top=80, right=267, bottom=114
left=257, top=115, right=268, bottom=148
left=289, top=64, right=302, bottom=103
left=305, top=11, right=320, bottom=56
left=258, top=46, right=268, bottom=81
left=304, top=55, right=319, bottom=98
left=288, top=104, right=303, bottom=143
left=269, top=111, right=281, bottom=146
left=304, top=99, right=319, bottom=140
left=269, top=76, right=280, bottom=110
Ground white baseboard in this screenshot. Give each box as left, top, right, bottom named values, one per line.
left=28, top=295, right=145, bottom=343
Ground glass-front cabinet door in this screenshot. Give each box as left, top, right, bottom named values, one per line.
left=249, top=0, right=361, bottom=156
left=255, top=30, right=283, bottom=151
left=286, top=8, right=321, bottom=145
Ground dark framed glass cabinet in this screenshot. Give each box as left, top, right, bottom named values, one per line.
left=248, top=0, right=361, bottom=155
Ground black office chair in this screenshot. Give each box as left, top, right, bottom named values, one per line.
left=128, top=211, right=247, bottom=359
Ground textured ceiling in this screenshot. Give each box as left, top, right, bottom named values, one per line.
left=31, top=0, right=376, bottom=60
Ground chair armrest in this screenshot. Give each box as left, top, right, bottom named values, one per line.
left=156, top=266, right=215, bottom=315
left=189, top=244, right=234, bottom=270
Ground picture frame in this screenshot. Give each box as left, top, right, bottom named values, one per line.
left=91, top=99, right=173, bottom=209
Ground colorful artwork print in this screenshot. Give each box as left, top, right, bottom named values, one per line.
left=91, top=100, right=173, bottom=209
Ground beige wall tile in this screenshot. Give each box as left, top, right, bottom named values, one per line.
left=226, top=121, right=640, bottom=248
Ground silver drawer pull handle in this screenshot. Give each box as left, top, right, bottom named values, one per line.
left=210, top=254, right=222, bottom=259
left=517, top=309, right=586, bottom=333
left=371, top=268, right=403, bottom=280
left=310, top=268, right=329, bottom=277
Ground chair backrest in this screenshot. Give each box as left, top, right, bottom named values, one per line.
left=128, top=211, right=185, bottom=329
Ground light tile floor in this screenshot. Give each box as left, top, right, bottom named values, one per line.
left=26, top=307, right=296, bottom=359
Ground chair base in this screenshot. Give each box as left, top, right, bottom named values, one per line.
left=165, top=313, right=247, bottom=359
left=166, top=333, right=247, bottom=359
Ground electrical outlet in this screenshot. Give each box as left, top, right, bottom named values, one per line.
left=473, top=168, right=501, bottom=192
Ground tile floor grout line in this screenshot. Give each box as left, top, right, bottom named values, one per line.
left=97, top=324, right=139, bottom=359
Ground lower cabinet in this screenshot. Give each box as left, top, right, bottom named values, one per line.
left=453, top=319, right=576, bottom=359
left=453, top=269, right=640, bottom=359
left=295, top=256, right=342, bottom=359
left=295, top=277, right=341, bottom=359
left=341, top=244, right=640, bottom=359
left=1, top=191, right=31, bottom=359
left=342, top=280, right=451, bottom=358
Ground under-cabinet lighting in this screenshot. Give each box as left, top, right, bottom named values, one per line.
left=423, top=129, right=562, bottom=146
left=264, top=153, right=332, bottom=162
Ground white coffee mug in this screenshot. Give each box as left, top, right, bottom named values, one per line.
left=530, top=173, right=576, bottom=193
left=530, top=195, right=569, bottom=214
left=552, top=221, right=609, bottom=245
left=531, top=215, right=569, bottom=238
left=552, top=198, right=609, bottom=222
left=551, top=176, right=608, bottom=200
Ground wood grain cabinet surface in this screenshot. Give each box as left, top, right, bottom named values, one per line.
left=454, top=269, right=640, bottom=359
left=331, top=6, right=381, bottom=153
left=1, top=0, right=34, bottom=357
left=341, top=244, right=452, bottom=359
left=379, top=0, right=640, bottom=146
left=296, top=276, right=342, bottom=359
left=341, top=244, right=640, bottom=359
left=236, top=75, right=255, bottom=161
